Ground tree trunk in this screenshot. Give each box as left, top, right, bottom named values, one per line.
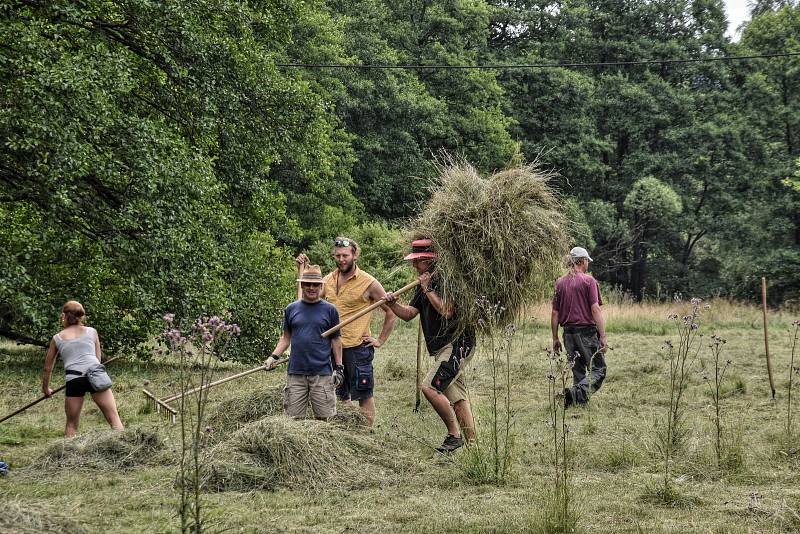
left=630, top=240, right=648, bottom=302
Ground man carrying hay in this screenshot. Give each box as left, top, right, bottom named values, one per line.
left=385, top=239, right=475, bottom=453
left=551, top=246, right=608, bottom=407
left=266, top=265, right=344, bottom=420
left=296, top=237, right=397, bottom=427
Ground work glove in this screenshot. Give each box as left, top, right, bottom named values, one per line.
left=333, top=365, right=345, bottom=388
left=264, top=356, right=280, bottom=370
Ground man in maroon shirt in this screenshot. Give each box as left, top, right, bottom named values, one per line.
left=551, top=246, right=608, bottom=407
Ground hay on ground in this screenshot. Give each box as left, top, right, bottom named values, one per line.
left=205, top=415, right=413, bottom=493
left=330, top=403, right=369, bottom=429
left=0, top=500, right=87, bottom=534
left=409, top=157, right=570, bottom=331
left=205, top=386, right=284, bottom=437
left=36, top=427, right=163, bottom=470
left=206, top=387, right=368, bottom=439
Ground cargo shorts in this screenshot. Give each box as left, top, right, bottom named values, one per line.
left=283, top=374, right=336, bottom=419
left=422, top=343, right=471, bottom=404
left=337, top=344, right=375, bottom=402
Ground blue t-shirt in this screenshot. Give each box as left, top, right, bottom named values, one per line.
left=283, top=299, right=341, bottom=376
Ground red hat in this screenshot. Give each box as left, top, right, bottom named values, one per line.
left=404, top=239, right=436, bottom=261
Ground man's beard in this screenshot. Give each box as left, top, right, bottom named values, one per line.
left=338, top=260, right=355, bottom=274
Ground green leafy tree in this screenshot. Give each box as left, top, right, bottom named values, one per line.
left=0, top=0, right=354, bottom=359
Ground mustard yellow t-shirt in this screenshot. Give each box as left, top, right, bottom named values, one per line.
left=323, top=266, right=377, bottom=349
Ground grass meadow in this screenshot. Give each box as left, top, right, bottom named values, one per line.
left=1, top=300, right=798, bottom=533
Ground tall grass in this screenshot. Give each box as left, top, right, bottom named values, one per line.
left=526, top=298, right=790, bottom=336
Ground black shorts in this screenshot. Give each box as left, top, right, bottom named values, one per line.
left=65, top=376, right=99, bottom=397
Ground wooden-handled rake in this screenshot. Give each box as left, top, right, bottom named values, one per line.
left=142, top=357, right=289, bottom=422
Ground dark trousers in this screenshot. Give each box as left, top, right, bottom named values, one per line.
left=562, top=325, right=607, bottom=405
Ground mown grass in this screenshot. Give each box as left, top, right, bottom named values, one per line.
left=0, top=301, right=798, bottom=533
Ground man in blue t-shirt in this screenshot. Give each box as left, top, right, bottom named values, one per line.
left=266, top=265, right=343, bottom=419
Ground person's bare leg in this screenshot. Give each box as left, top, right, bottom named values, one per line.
left=91, top=389, right=124, bottom=431
left=64, top=396, right=84, bottom=437
left=453, top=399, right=476, bottom=442
left=422, top=386, right=459, bottom=437
left=358, top=397, right=375, bottom=427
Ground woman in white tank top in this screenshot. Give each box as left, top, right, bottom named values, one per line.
left=41, top=300, right=124, bottom=437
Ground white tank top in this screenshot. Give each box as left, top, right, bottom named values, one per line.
left=54, top=327, right=99, bottom=381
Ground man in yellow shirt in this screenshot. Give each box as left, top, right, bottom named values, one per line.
left=296, top=237, right=396, bottom=426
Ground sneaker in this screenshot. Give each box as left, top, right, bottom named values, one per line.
left=436, top=434, right=464, bottom=453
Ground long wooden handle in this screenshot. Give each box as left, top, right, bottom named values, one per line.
left=762, top=277, right=775, bottom=399
left=414, top=319, right=423, bottom=412
left=321, top=279, right=420, bottom=338
left=297, top=260, right=305, bottom=300
left=0, top=355, right=123, bottom=424
left=162, top=357, right=288, bottom=404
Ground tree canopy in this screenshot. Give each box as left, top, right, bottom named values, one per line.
left=1, top=0, right=798, bottom=360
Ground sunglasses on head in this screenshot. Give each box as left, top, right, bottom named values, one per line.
left=334, top=239, right=351, bottom=248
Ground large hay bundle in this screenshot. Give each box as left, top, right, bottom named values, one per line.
left=36, top=428, right=163, bottom=470
left=206, top=416, right=412, bottom=493
left=409, top=159, right=569, bottom=330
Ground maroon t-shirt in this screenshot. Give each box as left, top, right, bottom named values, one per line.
left=552, top=273, right=603, bottom=326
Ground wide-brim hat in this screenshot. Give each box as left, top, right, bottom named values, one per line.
left=297, top=264, right=327, bottom=283
left=403, top=239, right=436, bottom=261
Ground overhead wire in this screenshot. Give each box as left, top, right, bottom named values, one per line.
left=277, top=51, right=800, bottom=70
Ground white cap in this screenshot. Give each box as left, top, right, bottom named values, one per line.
left=569, top=246, right=593, bottom=262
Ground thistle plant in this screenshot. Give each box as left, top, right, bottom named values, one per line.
left=161, top=314, right=240, bottom=534
left=787, top=320, right=800, bottom=440
left=459, top=297, right=516, bottom=485
left=656, top=297, right=705, bottom=496
left=702, top=334, right=731, bottom=468
left=543, top=347, right=577, bottom=532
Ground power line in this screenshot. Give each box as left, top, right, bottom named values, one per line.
left=277, top=51, right=800, bottom=70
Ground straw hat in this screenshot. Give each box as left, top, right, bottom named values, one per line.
left=403, top=239, right=436, bottom=261
left=297, top=264, right=326, bottom=283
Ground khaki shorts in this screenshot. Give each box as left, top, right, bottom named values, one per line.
left=283, top=374, right=336, bottom=419
left=422, top=343, right=471, bottom=404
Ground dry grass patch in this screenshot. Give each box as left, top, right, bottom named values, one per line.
left=34, top=428, right=163, bottom=470
left=0, top=499, right=87, bottom=534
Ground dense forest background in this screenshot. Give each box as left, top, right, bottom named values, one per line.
left=1, top=0, right=798, bottom=360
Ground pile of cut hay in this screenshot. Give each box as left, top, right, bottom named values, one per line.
left=1, top=500, right=87, bottom=534
left=409, top=158, right=569, bottom=330
left=205, top=415, right=412, bottom=493
left=36, top=428, right=163, bottom=470
left=206, top=386, right=285, bottom=437
left=206, top=387, right=368, bottom=439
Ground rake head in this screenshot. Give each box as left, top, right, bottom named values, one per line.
left=142, top=388, right=177, bottom=424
